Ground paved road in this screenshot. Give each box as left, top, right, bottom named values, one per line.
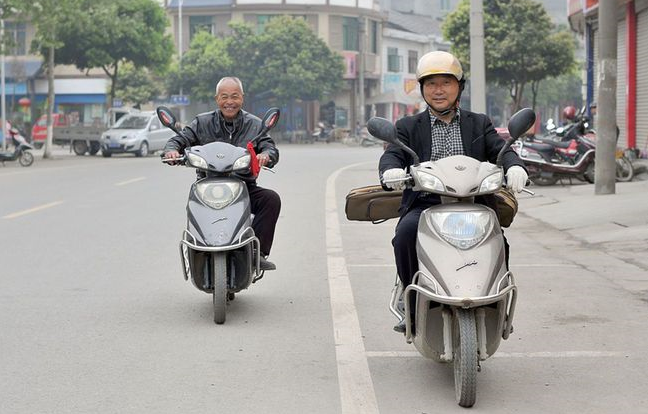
left=1, top=144, right=647, bottom=413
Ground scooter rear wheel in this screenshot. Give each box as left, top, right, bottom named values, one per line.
left=212, top=253, right=228, bottom=324
left=454, top=308, right=478, bottom=408
left=19, top=151, right=34, bottom=167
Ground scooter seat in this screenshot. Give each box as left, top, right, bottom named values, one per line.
left=535, top=138, right=573, bottom=148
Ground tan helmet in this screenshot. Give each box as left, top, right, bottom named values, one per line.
left=416, top=51, right=464, bottom=82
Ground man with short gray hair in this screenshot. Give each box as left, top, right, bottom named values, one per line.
left=163, top=77, right=281, bottom=271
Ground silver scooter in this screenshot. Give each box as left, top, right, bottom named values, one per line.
left=158, top=106, right=280, bottom=325
left=368, top=108, right=536, bottom=408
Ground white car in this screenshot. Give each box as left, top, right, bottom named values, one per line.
left=101, top=112, right=175, bottom=157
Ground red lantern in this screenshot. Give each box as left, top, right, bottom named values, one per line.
left=18, top=97, right=31, bottom=107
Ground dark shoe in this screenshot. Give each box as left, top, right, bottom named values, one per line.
left=259, top=256, right=276, bottom=271
left=393, top=319, right=406, bottom=333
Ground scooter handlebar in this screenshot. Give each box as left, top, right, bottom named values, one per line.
left=162, top=156, right=186, bottom=165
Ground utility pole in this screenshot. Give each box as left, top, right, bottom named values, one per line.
left=1, top=15, right=6, bottom=152
left=595, top=0, right=617, bottom=194
left=358, top=16, right=366, bottom=129
left=178, top=0, right=185, bottom=123
left=469, top=0, right=486, bottom=113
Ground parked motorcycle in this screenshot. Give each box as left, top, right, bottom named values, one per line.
left=311, top=121, right=333, bottom=143
left=517, top=113, right=634, bottom=184
left=368, top=108, right=536, bottom=408
left=0, top=128, right=34, bottom=167
left=158, top=105, right=280, bottom=324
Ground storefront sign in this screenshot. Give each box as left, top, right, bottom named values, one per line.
left=342, top=52, right=357, bottom=79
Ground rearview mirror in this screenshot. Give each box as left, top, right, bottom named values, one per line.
left=367, top=117, right=420, bottom=165
left=367, top=117, right=397, bottom=144
left=156, top=106, right=180, bottom=134
left=507, top=108, right=536, bottom=141
left=261, top=107, right=281, bottom=134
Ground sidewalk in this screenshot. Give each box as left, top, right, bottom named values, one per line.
left=515, top=179, right=648, bottom=292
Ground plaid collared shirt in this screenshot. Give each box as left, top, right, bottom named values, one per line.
left=428, top=107, right=463, bottom=161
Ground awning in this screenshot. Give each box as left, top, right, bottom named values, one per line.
left=2, top=59, right=43, bottom=80
left=366, top=89, right=423, bottom=106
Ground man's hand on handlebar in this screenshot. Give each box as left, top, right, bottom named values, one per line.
left=163, top=150, right=182, bottom=165
left=257, top=152, right=271, bottom=168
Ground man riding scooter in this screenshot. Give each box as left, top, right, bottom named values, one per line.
left=162, top=77, right=281, bottom=271
left=378, top=51, right=528, bottom=333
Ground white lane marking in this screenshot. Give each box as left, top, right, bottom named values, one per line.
left=2, top=200, right=64, bottom=219
left=512, top=264, right=581, bottom=267
left=326, top=162, right=380, bottom=414
left=366, top=350, right=626, bottom=358
left=115, top=177, right=146, bottom=186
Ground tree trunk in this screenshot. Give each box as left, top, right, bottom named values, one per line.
left=531, top=80, right=540, bottom=112
left=43, top=44, right=55, bottom=159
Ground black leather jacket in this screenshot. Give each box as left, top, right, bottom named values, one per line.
left=163, top=109, right=279, bottom=176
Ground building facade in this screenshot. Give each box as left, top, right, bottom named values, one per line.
left=569, top=0, right=648, bottom=155
left=165, top=0, right=384, bottom=136
left=1, top=21, right=109, bottom=136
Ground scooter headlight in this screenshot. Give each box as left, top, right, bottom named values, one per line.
left=478, top=171, right=503, bottom=193
left=429, top=211, right=492, bottom=250
left=232, top=154, right=251, bottom=171
left=187, top=153, right=208, bottom=170
left=196, top=181, right=243, bottom=209
left=417, top=171, right=445, bottom=192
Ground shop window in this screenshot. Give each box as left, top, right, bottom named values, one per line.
left=388, top=48, right=401, bottom=73
left=5, top=22, right=26, bottom=56
left=343, top=17, right=359, bottom=51
left=408, top=50, right=418, bottom=74
left=190, top=15, right=214, bottom=41
left=370, top=21, right=378, bottom=54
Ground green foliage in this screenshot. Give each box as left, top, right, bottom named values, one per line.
left=51, top=0, right=174, bottom=105
left=443, top=0, right=576, bottom=111
left=166, top=31, right=231, bottom=102
left=255, top=16, right=344, bottom=102
left=169, top=16, right=344, bottom=105
left=114, top=62, right=162, bottom=106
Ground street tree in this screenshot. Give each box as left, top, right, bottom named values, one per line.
left=114, top=62, right=163, bottom=108
left=443, top=0, right=576, bottom=112
left=166, top=30, right=231, bottom=103
left=16, top=0, right=83, bottom=158
left=52, top=0, right=173, bottom=107
left=254, top=16, right=344, bottom=103
left=169, top=17, right=343, bottom=106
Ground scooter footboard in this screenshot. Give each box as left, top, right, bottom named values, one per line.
left=403, top=273, right=517, bottom=361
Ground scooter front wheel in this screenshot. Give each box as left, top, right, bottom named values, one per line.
left=212, top=253, right=228, bottom=324
left=615, top=156, right=634, bottom=182
left=453, top=308, right=478, bottom=408
left=19, top=151, right=34, bottom=167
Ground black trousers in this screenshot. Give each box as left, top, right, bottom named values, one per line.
left=248, top=184, right=281, bottom=256
left=392, top=200, right=510, bottom=287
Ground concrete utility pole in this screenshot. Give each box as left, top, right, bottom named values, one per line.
left=1, top=16, right=7, bottom=152
left=595, top=0, right=617, bottom=194
left=469, top=0, right=486, bottom=113
left=358, top=16, right=366, bottom=128
left=178, top=0, right=185, bottom=123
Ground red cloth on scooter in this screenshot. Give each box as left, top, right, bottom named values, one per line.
left=247, top=141, right=260, bottom=177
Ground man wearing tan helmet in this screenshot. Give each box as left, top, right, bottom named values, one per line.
left=378, top=51, right=528, bottom=333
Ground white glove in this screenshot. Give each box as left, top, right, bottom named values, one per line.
left=382, top=168, right=407, bottom=190
left=506, top=166, right=528, bottom=193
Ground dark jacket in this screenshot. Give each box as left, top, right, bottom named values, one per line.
left=379, top=109, right=526, bottom=216
left=163, top=108, right=279, bottom=170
